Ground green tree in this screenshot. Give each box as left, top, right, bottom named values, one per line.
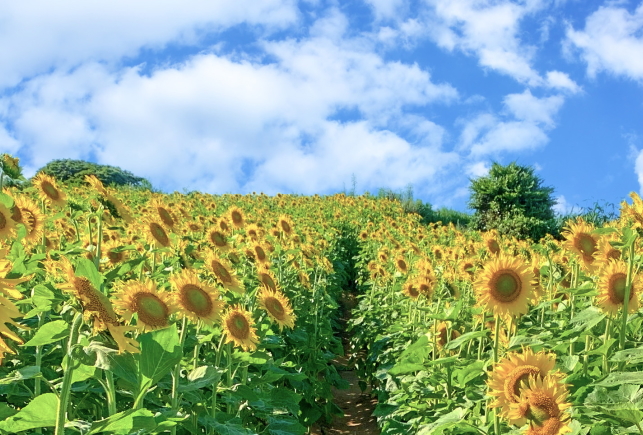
left=37, top=159, right=153, bottom=190
left=468, top=162, right=557, bottom=241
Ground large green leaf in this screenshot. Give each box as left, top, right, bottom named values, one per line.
left=594, top=371, right=643, bottom=387
left=445, top=330, right=488, bottom=350
left=178, top=365, right=222, bottom=392
left=0, top=393, right=57, bottom=432
left=417, top=407, right=468, bottom=435
left=75, top=258, right=104, bottom=291
left=86, top=409, right=156, bottom=434
left=23, top=319, right=70, bottom=346
left=138, top=324, right=182, bottom=386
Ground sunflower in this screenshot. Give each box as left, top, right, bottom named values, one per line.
left=257, top=287, right=296, bottom=330
left=85, top=174, right=108, bottom=196
left=277, top=215, right=295, bottom=237
left=596, top=235, right=621, bottom=267
left=432, top=322, right=461, bottom=349
left=0, top=203, right=16, bottom=241
left=507, top=375, right=572, bottom=435
left=112, top=279, right=175, bottom=332
left=245, top=223, right=262, bottom=241
left=206, top=227, right=231, bottom=252
left=257, top=265, right=279, bottom=292
left=402, top=280, right=420, bottom=299
left=620, top=192, right=643, bottom=228
left=596, top=260, right=640, bottom=316
left=227, top=206, right=245, bottom=229
left=150, top=197, right=177, bottom=230
left=58, top=260, right=138, bottom=353
left=12, top=196, right=45, bottom=245
left=32, top=173, right=67, bottom=209
left=483, top=231, right=502, bottom=256
left=105, top=193, right=133, bottom=223
left=475, top=254, right=535, bottom=319
left=142, top=217, right=172, bottom=248
left=169, top=270, right=225, bottom=326
left=394, top=255, right=409, bottom=274
left=216, top=217, right=231, bottom=234
left=222, top=305, right=259, bottom=352
left=250, top=241, right=271, bottom=266
left=0, top=252, right=31, bottom=364
left=561, top=219, right=600, bottom=273
left=487, top=348, right=563, bottom=426
left=205, top=251, right=245, bottom=294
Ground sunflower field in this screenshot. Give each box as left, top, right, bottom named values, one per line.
left=1, top=155, right=643, bottom=435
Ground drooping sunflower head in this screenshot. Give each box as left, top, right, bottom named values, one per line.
left=507, top=375, right=572, bottom=435
left=561, top=219, right=600, bottom=273
left=596, top=260, right=640, bottom=316
left=169, top=269, right=225, bottom=326
left=257, top=287, right=296, bottom=330
left=85, top=174, right=108, bottom=196
left=112, top=279, right=175, bottom=332
left=222, top=305, right=259, bottom=352
left=475, top=254, right=535, bottom=319
left=32, top=173, right=67, bottom=209
left=487, top=347, right=563, bottom=426
left=205, top=251, right=244, bottom=294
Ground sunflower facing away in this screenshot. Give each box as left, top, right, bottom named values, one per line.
left=222, top=305, right=259, bottom=352
left=169, top=269, right=225, bottom=326
left=32, top=173, right=67, bottom=209
left=112, top=279, right=175, bottom=332
left=596, top=260, right=640, bottom=316
left=507, top=375, right=572, bottom=435
left=487, top=347, right=564, bottom=426
left=475, top=254, right=535, bottom=319
left=257, top=287, right=296, bottom=330
left=58, top=259, right=139, bottom=353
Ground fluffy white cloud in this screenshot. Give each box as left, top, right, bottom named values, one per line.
left=545, top=71, right=582, bottom=93
left=0, top=0, right=298, bottom=89
left=553, top=195, right=572, bottom=215
left=566, top=3, right=643, bottom=81
left=4, top=9, right=460, bottom=198
left=458, top=89, right=564, bottom=156
left=364, top=0, right=409, bottom=21
left=466, top=161, right=490, bottom=178
left=635, top=148, right=643, bottom=195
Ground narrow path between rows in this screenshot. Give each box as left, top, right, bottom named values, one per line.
left=311, top=292, right=380, bottom=435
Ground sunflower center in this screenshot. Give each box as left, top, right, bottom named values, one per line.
left=260, top=273, right=277, bottom=291
left=608, top=273, right=631, bottom=304
left=504, top=366, right=540, bottom=402
left=265, top=297, right=286, bottom=320
left=491, top=269, right=522, bottom=303
left=11, top=206, right=22, bottom=223
left=487, top=239, right=500, bottom=254
left=42, top=181, right=60, bottom=200
left=134, top=293, right=169, bottom=327
left=397, top=259, right=408, bottom=272
left=150, top=222, right=170, bottom=246
left=228, top=313, right=250, bottom=338
left=280, top=220, right=291, bottom=233
left=212, top=261, right=232, bottom=283
left=607, top=249, right=621, bottom=261
left=574, top=233, right=597, bottom=261
left=107, top=249, right=124, bottom=263
left=0, top=212, right=6, bottom=230
left=181, top=284, right=212, bottom=316
left=526, top=391, right=560, bottom=425
left=211, top=231, right=227, bottom=247
left=255, top=246, right=266, bottom=261
left=231, top=211, right=243, bottom=225
left=158, top=207, right=174, bottom=227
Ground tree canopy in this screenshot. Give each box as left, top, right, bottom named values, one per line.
left=37, top=159, right=152, bottom=190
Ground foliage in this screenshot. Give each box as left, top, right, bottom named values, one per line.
left=468, top=162, right=557, bottom=241
left=554, top=200, right=619, bottom=238
left=0, top=154, right=26, bottom=189
left=37, top=159, right=153, bottom=190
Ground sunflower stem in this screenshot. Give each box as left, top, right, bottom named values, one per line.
left=94, top=206, right=103, bottom=272
left=170, top=317, right=188, bottom=435
left=583, top=333, right=591, bottom=377
left=55, top=312, right=83, bottom=435
left=105, top=370, right=117, bottom=416
left=618, top=238, right=637, bottom=369
left=603, top=316, right=612, bottom=374
left=492, top=314, right=501, bottom=435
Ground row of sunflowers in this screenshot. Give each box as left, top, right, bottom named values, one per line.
left=348, top=193, right=643, bottom=434
left=0, top=164, right=391, bottom=434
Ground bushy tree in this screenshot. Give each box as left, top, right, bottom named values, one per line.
left=37, top=159, right=153, bottom=190
left=468, top=162, right=557, bottom=241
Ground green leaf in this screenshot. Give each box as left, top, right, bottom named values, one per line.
left=0, top=403, right=17, bottom=420
left=417, top=407, right=467, bottom=435
left=0, top=366, right=41, bottom=385
left=594, top=371, right=643, bottom=387
left=610, top=347, right=643, bottom=365
left=75, top=258, right=104, bottom=291
left=271, top=386, right=302, bottom=416
left=108, top=351, right=139, bottom=389
left=0, top=393, right=57, bottom=432
left=266, top=416, right=307, bottom=435
left=178, top=365, right=221, bottom=392
left=445, top=330, right=488, bottom=350
left=138, top=324, right=182, bottom=386
left=198, top=416, right=254, bottom=435
left=0, top=193, right=14, bottom=209
left=398, top=335, right=430, bottom=363
left=86, top=409, right=157, bottom=434
left=23, top=319, right=70, bottom=346
left=456, top=361, right=485, bottom=389
left=388, top=362, right=425, bottom=376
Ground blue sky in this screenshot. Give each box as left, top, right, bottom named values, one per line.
left=1, top=0, right=642, bottom=213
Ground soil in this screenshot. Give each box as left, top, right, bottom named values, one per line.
left=310, top=293, right=380, bottom=435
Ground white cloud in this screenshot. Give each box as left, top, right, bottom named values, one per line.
left=553, top=195, right=572, bottom=215
left=545, top=71, right=582, bottom=93
left=422, top=0, right=546, bottom=85
left=466, top=161, right=490, bottom=178
left=458, top=89, right=565, bottom=157
left=0, top=0, right=299, bottom=89
left=565, top=3, right=643, bottom=81
left=634, top=147, right=643, bottom=195
left=4, top=9, right=460, bottom=198
left=364, top=0, right=408, bottom=21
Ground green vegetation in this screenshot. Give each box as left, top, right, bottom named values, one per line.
left=37, top=159, right=153, bottom=190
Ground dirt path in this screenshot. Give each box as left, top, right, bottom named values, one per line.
left=310, top=293, right=380, bottom=435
